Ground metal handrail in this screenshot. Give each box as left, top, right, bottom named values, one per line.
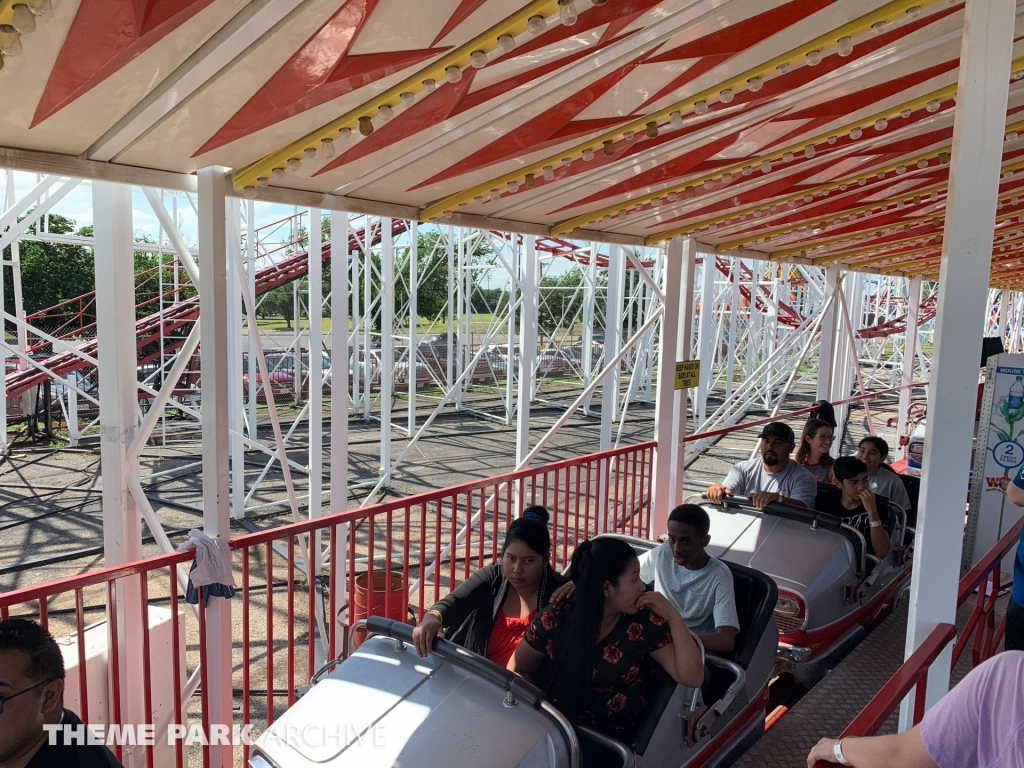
left=706, top=656, right=746, bottom=716
left=575, top=725, right=635, bottom=768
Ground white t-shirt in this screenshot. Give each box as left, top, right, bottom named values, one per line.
left=638, top=543, right=740, bottom=636
left=723, top=457, right=818, bottom=508
left=867, top=468, right=911, bottom=511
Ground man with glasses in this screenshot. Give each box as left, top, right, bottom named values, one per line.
left=0, top=618, right=122, bottom=767
left=707, top=422, right=818, bottom=509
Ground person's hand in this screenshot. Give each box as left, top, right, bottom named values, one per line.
left=550, top=581, right=575, bottom=602
left=706, top=483, right=731, bottom=505
left=858, top=489, right=878, bottom=519
left=806, top=737, right=841, bottom=767
left=637, top=591, right=683, bottom=625
left=412, top=612, right=444, bottom=657
left=750, top=490, right=782, bottom=509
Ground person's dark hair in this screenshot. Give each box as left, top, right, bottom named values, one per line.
left=858, top=435, right=889, bottom=459
left=0, top=619, right=65, bottom=682
left=668, top=504, right=710, bottom=538
left=795, top=419, right=836, bottom=467
left=833, top=456, right=868, bottom=482
left=503, top=505, right=551, bottom=559
left=545, top=538, right=638, bottom=718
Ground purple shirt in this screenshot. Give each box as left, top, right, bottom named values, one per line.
left=920, top=651, right=1024, bottom=768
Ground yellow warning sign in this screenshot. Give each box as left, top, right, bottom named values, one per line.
left=674, top=360, right=701, bottom=390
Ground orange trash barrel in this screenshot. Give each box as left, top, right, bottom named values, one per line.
left=351, top=571, right=406, bottom=649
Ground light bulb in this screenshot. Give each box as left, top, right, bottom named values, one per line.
left=603, top=140, right=615, bottom=156
left=926, top=99, right=940, bottom=112
left=304, top=147, right=317, bottom=159
left=703, top=179, right=714, bottom=189
left=917, top=159, right=928, bottom=169
left=651, top=197, right=661, bottom=207
left=684, top=186, right=694, bottom=198
left=617, top=209, right=627, bottom=221
left=287, top=158, right=301, bottom=171
left=507, top=180, right=519, bottom=191
left=271, top=168, right=285, bottom=180
left=837, top=36, right=853, bottom=57
left=939, top=152, right=950, bottom=164
left=445, top=65, right=463, bottom=83
left=527, top=15, right=546, bottom=35
left=490, top=189, right=500, bottom=203
left=524, top=173, right=535, bottom=188
left=782, top=151, right=793, bottom=163
left=906, top=5, right=921, bottom=18
left=497, top=34, right=515, bottom=54
left=443, top=210, right=453, bottom=219
left=470, top=50, right=487, bottom=69
left=543, top=166, right=554, bottom=181
left=896, top=165, right=906, bottom=175
left=623, top=130, right=634, bottom=140
left=722, top=172, right=733, bottom=183
left=340, top=127, right=352, bottom=139
left=747, top=76, right=762, bottom=92
left=900, top=109, right=911, bottom=119
left=806, top=49, right=821, bottom=66
left=670, top=111, right=683, bottom=129
left=242, top=186, right=257, bottom=199
left=876, top=171, right=886, bottom=179
left=874, top=118, right=887, bottom=131
left=667, top=192, right=678, bottom=201
left=850, top=127, right=863, bottom=139
left=803, top=194, right=813, bottom=202
left=559, top=0, right=578, bottom=26
left=377, top=104, right=394, bottom=121
left=742, top=166, right=752, bottom=176
left=459, top=202, right=468, bottom=210
left=257, top=177, right=269, bottom=187
left=422, top=78, right=436, bottom=92
left=319, top=138, right=335, bottom=159
left=359, top=116, right=374, bottom=136
left=897, top=200, right=905, bottom=210
left=872, top=20, right=886, bottom=34
left=582, top=148, right=595, bottom=161
left=694, top=100, right=708, bottom=115
left=11, top=5, right=35, bottom=34
left=1008, top=132, right=1019, bottom=141
left=754, top=209, right=762, bottom=217
left=719, top=88, right=734, bottom=103
left=561, top=157, right=572, bottom=167
left=400, top=92, right=415, bottom=107
left=645, top=121, right=658, bottom=139
left=0, top=26, right=22, bottom=55
left=27, top=0, right=50, bottom=14
left=777, top=62, right=789, bottom=73
left=1014, top=71, right=1024, bottom=81
left=761, top=159, right=772, bottom=173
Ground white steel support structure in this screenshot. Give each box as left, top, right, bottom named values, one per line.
left=197, top=167, right=233, bottom=766
left=652, top=237, right=686, bottom=536
left=672, top=240, right=698, bottom=508
left=896, top=276, right=923, bottom=462
left=227, top=198, right=245, bottom=520
left=408, top=221, right=418, bottom=433
left=516, top=236, right=538, bottom=466
left=309, top=208, right=324, bottom=518
left=817, top=266, right=841, bottom=402
left=901, top=0, right=1015, bottom=728
left=330, top=210, right=349, bottom=636
left=380, top=219, right=394, bottom=485
left=93, top=180, right=146, bottom=768
left=602, top=245, right=626, bottom=447
left=582, top=243, right=597, bottom=414
left=696, top=252, right=715, bottom=427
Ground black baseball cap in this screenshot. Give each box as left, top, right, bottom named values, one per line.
left=759, top=422, right=795, bottom=443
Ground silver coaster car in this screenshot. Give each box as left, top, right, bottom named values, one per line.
left=692, top=493, right=913, bottom=686
left=247, top=537, right=778, bottom=768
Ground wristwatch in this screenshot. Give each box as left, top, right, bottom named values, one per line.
left=833, top=738, right=853, bottom=766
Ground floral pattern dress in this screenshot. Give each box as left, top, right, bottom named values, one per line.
left=523, top=600, right=673, bottom=741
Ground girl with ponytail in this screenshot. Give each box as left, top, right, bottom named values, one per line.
left=510, top=537, right=704, bottom=752
left=412, top=506, right=568, bottom=666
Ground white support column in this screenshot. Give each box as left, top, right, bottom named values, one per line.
left=696, top=252, right=715, bottom=427
left=896, top=277, right=923, bottom=462
left=330, top=210, right=350, bottom=624
left=746, top=261, right=761, bottom=383
left=446, top=227, right=455, bottom=393
left=726, top=262, right=739, bottom=400
left=362, top=240, right=372, bottom=419
left=1, top=173, right=8, bottom=451
left=197, top=167, right=233, bottom=765
left=292, top=279, right=302, bottom=404
left=93, top=180, right=147, bottom=768
left=505, top=239, right=518, bottom=425
left=817, top=266, right=841, bottom=401
left=670, top=240, right=698, bottom=510
left=601, top=245, right=626, bottom=447
left=582, top=244, right=597, bottom=414
left=652, top=238, right=685, bottom=536
left=227, top=198, right=245, bottom=520
left=66, top=374, right=78, bottom=447
left=901, top=0, right=1015, bottom=729
left=247, top=200, right=258, bottom=439
left=380, top=219, right=394, bottom=484
left=309, top=209, right=324, bottom=518
left=998, top=288, right=1009, bottom=341
left=408, top=221, right=418, bottom=433
left=516, top=236, right=538, bottom=466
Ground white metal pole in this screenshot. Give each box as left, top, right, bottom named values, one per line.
left=726, top=262, right=739, bottom=400
left=0, top=172, right=9, bottom=451
left=247, top=199, right=258, bottom=438
left=505, top=238, right=518, bottom=424
left=228, top=198, right=246, bottom=520
left=309, top=208, right=324, bottom=518
left=408, top=221, right=418, bottom=433
left=196, top=167, right=233, bottom=765
left=696, top=253, right=715, bottom=426
left=602, top=245, right=626, bottom=444
left=66, top=374, right=78, bottom=447
left=670, top=240, right=698, bottom=510
left=330, top=209, right=349, bottom=641
left=516, top=236, right=538, bottom=465
left=651, top=237, right=685, bottom=536
left=446, top=226, right=455, bottom=393
left=896, top=277, right=923, bottom=461
left=817, top=266, right=841, bottom=401
left=901, top=0, right=1015, bottom=728
left=582, top=243, right=597, bottom=414
left=380, top=218, right=394, bottom=484
left=363, top=235, right=372, bottom=418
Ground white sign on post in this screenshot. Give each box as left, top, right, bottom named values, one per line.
left=965, top=353, right=1024, bottom=574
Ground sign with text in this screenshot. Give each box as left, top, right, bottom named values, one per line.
left=674, top=360, right=701, bottom=390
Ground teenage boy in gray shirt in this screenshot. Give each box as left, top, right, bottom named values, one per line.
left=639, top=504, right=739, bottom=653
left=707, top=421, right=818, bottom=509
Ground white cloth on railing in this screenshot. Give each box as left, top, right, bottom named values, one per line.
left=177, top=528, right=235, bottom=603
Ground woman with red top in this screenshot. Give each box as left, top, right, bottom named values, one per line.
left=412, top=506, right=567, bottom=666
left=510, top=538, right=704, bottom=767
left=796, top=418, right=836, bottom=483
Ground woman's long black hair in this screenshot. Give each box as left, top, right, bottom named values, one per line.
left=545, top=537, right=638, bottom=718
left=502, top=505, right=551, bottom=560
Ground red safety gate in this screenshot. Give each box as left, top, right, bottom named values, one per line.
left=0, top=440, right=653, bottom=767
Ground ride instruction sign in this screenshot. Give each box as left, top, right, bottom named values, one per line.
left=674, top=360, right=701, bottom=389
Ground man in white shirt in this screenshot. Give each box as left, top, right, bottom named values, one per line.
left=707, top=421, right=818, bottom=509
left=639, top=505, right=740, bottom=653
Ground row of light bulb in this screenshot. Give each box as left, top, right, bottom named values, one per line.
left=0, top=0, right=51, bottom=63
left=242, top=1, right=596, bottom=197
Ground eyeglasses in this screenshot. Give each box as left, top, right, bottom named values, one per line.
left=812, top=434, right=834, bottom=441
left=0, top=679, right=52, bottom=716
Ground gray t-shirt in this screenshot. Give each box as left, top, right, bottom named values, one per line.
left=867, top=468, right=911, bottom=511
left=638, top=544, right=739, bottom=636
left=722, top=458, right=818, bottom=508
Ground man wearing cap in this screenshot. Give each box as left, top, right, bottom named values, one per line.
left=707, top=422, right=818, bottom=509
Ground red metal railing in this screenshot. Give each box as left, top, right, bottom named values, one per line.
left=0, top=440, right=653, bottom=767
left=811, top=514, right=1024, bottom=767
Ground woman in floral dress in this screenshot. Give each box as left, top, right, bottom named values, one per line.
left=509, top=537, right=704, bottom=766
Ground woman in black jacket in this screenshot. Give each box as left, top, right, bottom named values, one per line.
left=411, top=506, right=567, bottom=666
